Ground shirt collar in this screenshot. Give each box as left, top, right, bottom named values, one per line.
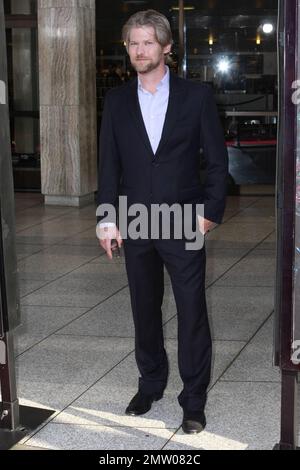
left=138, top=65, right=170, bottom=94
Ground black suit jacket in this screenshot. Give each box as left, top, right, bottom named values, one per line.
left=97, top=72, right=228, bottom=237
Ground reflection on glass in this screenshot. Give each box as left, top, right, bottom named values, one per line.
left=6, top=27, right=40, bottom=171
left=5, top=0, right=40, bottom=190
left=184, top=1, right=278, bottom=185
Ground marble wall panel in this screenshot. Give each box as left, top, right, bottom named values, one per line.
left=40, top=105, right=78, bottom=194
left=38, top=0, right=97, bottom=201
left=78, top=6, right=96, bottom=105
left=39, top=1, right=94, bottom=9
left=38, top=7, right=79, bottom=106
left=78, top=103, right=97, bottom=194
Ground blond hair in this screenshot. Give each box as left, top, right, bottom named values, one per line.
left=122, top=9, right=173, bottom=53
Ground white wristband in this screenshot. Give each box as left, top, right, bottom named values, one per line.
left=96, top=222, right=116, bottom=239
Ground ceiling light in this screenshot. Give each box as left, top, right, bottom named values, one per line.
left=262, top=23, right=274, bottom=34
left=217, top=58, right=230, bottom=73
left=170, top=6, right=195, bottom=10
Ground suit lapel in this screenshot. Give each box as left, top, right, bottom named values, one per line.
left=127, top=72, right=186, bottom=159
left=127, top=77, right=154, bottom=157
left=155, top=72, right=185, bottom=157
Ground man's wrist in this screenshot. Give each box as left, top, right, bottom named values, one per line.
left=96, top=222, right=116, bottom=239
left=97, top=222, right=116, bottom=228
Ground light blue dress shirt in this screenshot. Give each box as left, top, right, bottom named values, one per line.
left=137, top=65, right=170, bottom=154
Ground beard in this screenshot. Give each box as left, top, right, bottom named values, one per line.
left=131, top=56, right=161, bottom=74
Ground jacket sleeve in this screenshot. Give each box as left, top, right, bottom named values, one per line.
left=97, top=91, right=122, bottom=224
left=200, top=87, right=228, bottom=224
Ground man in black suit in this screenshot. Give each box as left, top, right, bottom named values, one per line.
left=96, top=10, right=228, bottom=434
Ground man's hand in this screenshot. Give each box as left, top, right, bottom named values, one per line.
left=96, top=224, right=123, bottom=260
left=197, top=215, right=217, bottom=235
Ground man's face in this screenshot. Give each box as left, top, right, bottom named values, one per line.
left=127, top=26, right=171, bottom=74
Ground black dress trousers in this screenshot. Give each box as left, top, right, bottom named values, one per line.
left=123, top=238, right=212, bottom=413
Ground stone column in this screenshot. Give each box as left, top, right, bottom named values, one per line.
left=38, top=0, right=97, bottom=206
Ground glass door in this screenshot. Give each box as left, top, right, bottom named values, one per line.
left=5, top=0, right=40, bottom=191
left=184, top=0, right=278, bottom=188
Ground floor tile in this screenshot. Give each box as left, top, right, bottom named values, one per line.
left=16, top=335, right=134, bottom=409
left=15, top=305, right=90, bottom=354
left=165, top=381, right=280, bottom=450
left=221, top=316, right=280, bottom=382
left=26, top=423, right=175, bottom=450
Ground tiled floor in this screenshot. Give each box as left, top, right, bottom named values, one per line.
left=4, top=192, right=294, bottom=449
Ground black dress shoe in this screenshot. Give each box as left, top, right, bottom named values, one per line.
left=182, top=412, right=206, bottom=434
left=125, top=391, right=163, bottom=416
